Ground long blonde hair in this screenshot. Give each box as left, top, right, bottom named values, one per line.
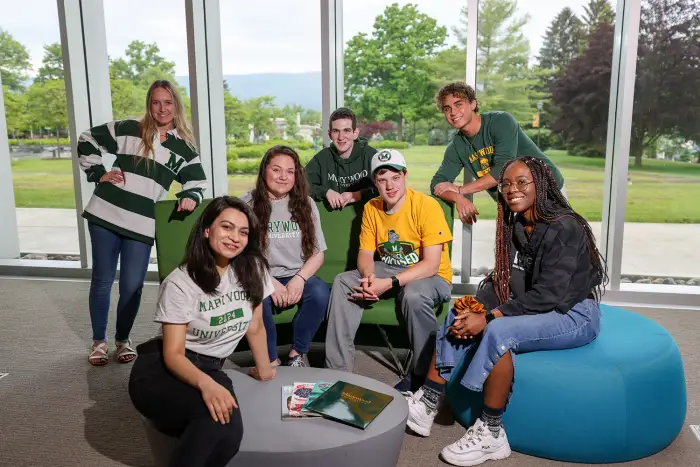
left=137, top=80, right=197, bottom=164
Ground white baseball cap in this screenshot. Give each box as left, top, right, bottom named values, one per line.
left=371, top=149, right=407, bottom=177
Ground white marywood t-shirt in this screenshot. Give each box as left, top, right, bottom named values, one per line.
left=154, top=265, right=274, bottom=359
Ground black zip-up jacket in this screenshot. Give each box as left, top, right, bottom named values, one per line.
left=476, top=214, right=602, bottom=316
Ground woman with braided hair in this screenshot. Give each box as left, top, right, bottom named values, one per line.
left=404, top=156, right=607, bottom=466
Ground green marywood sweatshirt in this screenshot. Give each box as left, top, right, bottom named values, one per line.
left=430, top=111, right=565, bottom=201
left=305, top=136, right=378, bottom=202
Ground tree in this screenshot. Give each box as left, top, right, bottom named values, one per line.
left=25, top=79, right=69, bottom=142
left=0, top=28, right=31, bottom=91
left=630, top=0, right=700, bottom=166
left=36, top=43, right=64, bottom=82
left=2, top=85, right=28, bottom=137
left=551, top=25, right=613, bottom=156
left=344, top=4, right=447, bottom=140
left=552, top=0, right=700, bottom=167
left=224, top=91, right=249, bottom=139
left=110, top=79, right=146, bottom=120
left=451, top=0, right=537, bottom=123
left=536, top=8, right=587, bottom=127
left=245, top=96, right=277, bottom=139
left=583, top=0, right=615, bottom=34
left=538, top=8, right=586, bottom=75
left=300, top=109, right=321, bottom=125
left=109, top=41, right=176, bottom=86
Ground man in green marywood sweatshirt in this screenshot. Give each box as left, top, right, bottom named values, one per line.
left=305, top=108, right=378, bottom=209
left=430, top=82, right=565, bottom=224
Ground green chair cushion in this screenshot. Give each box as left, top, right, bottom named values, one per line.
left=154, top=195, right=454, bottom=333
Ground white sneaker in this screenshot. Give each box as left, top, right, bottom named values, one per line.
left=406, top=388, right=437, bottom=437
left=440, top=418, right=511, bottom=466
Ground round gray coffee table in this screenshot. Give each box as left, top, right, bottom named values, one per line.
left=142, top=367, right=408, bottom=467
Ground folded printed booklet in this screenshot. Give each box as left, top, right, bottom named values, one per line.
left=281, top=382, right=323, bottom=420
left=304, top=381, right=394, bottom=429
left=301, top=381, right=335, bottom=413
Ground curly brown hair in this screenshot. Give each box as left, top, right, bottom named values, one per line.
left=251, top=145, right=317, bottom=260
left=485, top=157, right=607, bottom=305
left=435, top=82, right=479, bottom=113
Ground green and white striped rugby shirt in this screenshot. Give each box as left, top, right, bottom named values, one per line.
left=78, top=119, right=207, bottom=244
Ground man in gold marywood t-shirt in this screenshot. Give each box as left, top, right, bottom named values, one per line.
left=325, top=149, right=453, bottom=391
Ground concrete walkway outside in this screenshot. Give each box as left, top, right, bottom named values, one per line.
left=14, top=208, right=700, bottom=278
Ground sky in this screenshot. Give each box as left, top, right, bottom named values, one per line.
left=0, top=0, right=616, bottom=76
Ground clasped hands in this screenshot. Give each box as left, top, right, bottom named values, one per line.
left=449, top=310, right=487, bottom=340
left=349, top=272, right=393, bottom=301
left=326, top=189, right=359, bottom=209
left=271, top=275, right=305, bottom=308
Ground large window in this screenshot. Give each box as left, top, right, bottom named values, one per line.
left=219, top=0, right=322, bottom=197
left=470, top=0, right=616, bottom=278
left=1, top=0, right=78, bottom=260
left=343, top=0, right=466, bottom=273
left=621, top=0, right=700, bottom=287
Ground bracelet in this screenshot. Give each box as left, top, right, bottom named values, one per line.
left=294, top=273, right=307, bottom=283
left=458, top=186, right=463, bottom=195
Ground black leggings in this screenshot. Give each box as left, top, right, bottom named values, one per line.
left=129, top=339, right=243, bottom=467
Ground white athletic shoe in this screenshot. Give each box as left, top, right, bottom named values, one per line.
left=440, top=418, right=511, bottom=466
left=405, top=388, right=437, bottom=437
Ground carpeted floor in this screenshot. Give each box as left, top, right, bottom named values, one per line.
left=0, top=277, right=698, bottom=467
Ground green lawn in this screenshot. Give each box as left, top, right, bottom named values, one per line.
left=11, top=147, right=700, bottom=223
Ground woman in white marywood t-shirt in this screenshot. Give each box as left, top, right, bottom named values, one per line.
left=128, top=196, right=275, bottom=467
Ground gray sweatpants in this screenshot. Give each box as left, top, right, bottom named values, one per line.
left=324, top=261, right=452, bottom=376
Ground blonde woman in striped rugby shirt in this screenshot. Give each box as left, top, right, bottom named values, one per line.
left=79, top=80, right=207, bottom=366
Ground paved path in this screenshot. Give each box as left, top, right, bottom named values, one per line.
left=14, top=208, right=700, bottom=278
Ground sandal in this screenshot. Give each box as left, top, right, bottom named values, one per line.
left=89, top=342, right=109, bottom=366
left=115, top=340, right=138, bottom=364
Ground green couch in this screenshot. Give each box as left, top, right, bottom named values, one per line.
left=154, top=196, right=454, bottom=369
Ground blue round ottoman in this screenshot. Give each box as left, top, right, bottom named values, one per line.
left=445, top=304, right=686, bottom=463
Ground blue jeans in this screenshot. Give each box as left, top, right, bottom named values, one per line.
left=262, top=275, right=330, bottom=361
left=88, top=222, right=152, bottom=342
left=436, top=298, right=600, bottom=391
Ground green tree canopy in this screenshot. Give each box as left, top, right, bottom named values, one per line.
left=109, top=40, right=177, bottom=86
left=224, top=91, right=249, bottom=140
left=2, top=85, right=28, bottom=136
left=36, top=43, right=64, bottom=83
left=245, top=96, right=277, bottom=139
left=552, top=0, right=700, bottom=167
left=0, top=28, right=31, bottom=91
left=25, top=79, right=68, bottom=134
left=583, top=0, right=615, bottom=34
left=449, top=0, right=537, bottom=123
left=344, top=3, right=447, bottom=140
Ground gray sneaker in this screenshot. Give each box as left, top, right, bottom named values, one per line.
left=288, top=354, right=306, bottom=367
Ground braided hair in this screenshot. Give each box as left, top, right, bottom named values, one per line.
left=485, top=156, right=608, bottom=305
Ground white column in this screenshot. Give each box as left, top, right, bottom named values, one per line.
left=321, top=0, right=344, bottom=147
left=57, top=0, right=113, bottom=268
left=185, top=0, right=228, bottom=197
left=600, top=0, right=641, bottom=290
left=461, top=0, right=478, bottom=282
left=0, top=77, right=21, bottom=259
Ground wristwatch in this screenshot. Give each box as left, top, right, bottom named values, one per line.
left=390, top=276, right=400, bottom=290
left=485, top=310, right=496, bottom=324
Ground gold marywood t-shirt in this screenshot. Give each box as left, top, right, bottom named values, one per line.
left=359, top=188, right=453, bottom=284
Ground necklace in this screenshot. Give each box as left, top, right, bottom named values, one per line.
left=269, top=193, right=288, bottom=201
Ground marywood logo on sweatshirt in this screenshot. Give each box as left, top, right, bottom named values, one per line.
left=269, top=220, right=301, bottom=239
left=327, top=170, right=369, bottom=188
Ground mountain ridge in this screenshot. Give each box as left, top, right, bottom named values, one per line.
left=176, top=72, right=322, bottom=111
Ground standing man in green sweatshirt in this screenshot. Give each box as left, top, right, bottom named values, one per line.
left=305, top=108, right=378, bottom=209
left=430, top=82, right=565, bottom=224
